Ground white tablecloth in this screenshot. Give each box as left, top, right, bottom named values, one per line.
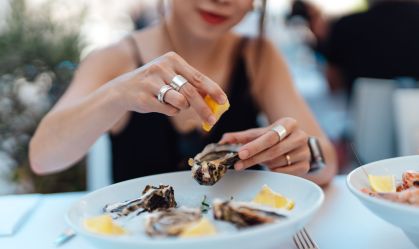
left=0, top=176, right=416, bottom=249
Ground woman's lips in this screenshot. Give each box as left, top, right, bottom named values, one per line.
left=199, top=10, right=228, bottom=25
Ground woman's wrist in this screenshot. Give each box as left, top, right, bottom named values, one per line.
left=99, top=80, right=130, bottom=114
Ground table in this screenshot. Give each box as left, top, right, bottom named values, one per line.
left=0, top=176, right=416, bottom=249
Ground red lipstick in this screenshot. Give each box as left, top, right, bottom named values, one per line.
left=199, top=10, right=228, bottom=25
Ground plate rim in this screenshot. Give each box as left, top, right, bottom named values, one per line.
left=346, top=155, right=419, bottom=214
left=66, top=170, right=325, bottom=245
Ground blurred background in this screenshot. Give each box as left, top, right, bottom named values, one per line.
left=0, top=0, right=418, bottom=194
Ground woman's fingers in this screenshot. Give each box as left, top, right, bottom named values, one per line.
left=163, top=89, right=189, bottom=110
left=168, top=52, right=228, bottom=105
left=157, top=52, right=226, bottom=124
left=264, top=145, right=311, bottom=169
left=271, top=160, right=310, bottom=176
left=180, top=82, right=217, bottom=125
left=219, top=128, right=266, bottom=145
left=147, top=95, right=180, bottom=116
left=237, top=118, right=298, bottom=161
left=235, top=129, right=307, bottom=170
left=146, top=64, right=190, bottom=110
left=130, top=51, right=228, bottom=121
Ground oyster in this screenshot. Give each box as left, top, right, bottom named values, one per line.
left=103, top=185, right=177, bottom=219
left=212, top=199, right=288, bottom=228
left=145, top=208, right=202, bottom=237
left=189, top=143, right=240, bottom=186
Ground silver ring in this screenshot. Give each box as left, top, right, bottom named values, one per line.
left=170, top=75, right=188, bottom=91
left=157, top=85, right=173, bottom=104
left=271, top=124, right=287, bottom=141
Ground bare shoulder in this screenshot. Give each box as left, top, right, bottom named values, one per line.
left=76, top=37, right=139, bottom=82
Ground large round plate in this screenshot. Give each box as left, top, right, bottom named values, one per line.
left=66, top=170, right=324, bottom=249
left=347, top=155, right=419, bottom=247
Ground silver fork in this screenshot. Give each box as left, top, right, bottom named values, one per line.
left=293, top=228, right=319, bottom=249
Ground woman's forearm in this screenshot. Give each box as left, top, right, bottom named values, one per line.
left=29, top=85, right=125, bottom=175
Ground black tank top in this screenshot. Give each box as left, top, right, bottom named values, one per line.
left=110, top=36, right=260, bottom=183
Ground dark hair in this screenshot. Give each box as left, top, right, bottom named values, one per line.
left=286, top=0, right=311, bottom=23
left=258, top=0, right=268, bottom=38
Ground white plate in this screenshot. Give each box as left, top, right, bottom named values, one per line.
left=347, top=155, right=419, bottom=248
left=66, top=170, right=324, bottom=249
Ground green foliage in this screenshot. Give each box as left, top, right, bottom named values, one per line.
left=0, top=0, right=87, bottom=194
left=0, top=0, right=81, bottom=76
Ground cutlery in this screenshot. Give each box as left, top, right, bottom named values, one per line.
left=54, top=227, right=76, bottom=247
left=293, top=228, right=319, bottom=249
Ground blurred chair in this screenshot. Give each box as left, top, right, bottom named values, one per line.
left=350, top=78, right=397, bottom=163
left=393, top=89, right=419, bottom=156
left=86, top=134, right=112, bottom=191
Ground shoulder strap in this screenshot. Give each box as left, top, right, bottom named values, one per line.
left=127, top=35, right=144, bottom=67
left=234, top=36, right=249, bottom=61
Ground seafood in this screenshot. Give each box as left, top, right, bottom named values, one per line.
left=103, top=185, right=177, bottom=218
left=363, top=170, right=419, bottom=207
left=212, top=199, right=288, bottom=228
left=189, top=143, right=240, bottom=186
left=362, top=188, right=419, bottom=206
left=145, top=208, right=202, bottom=237
left=398, top=170, right=419, bottom=191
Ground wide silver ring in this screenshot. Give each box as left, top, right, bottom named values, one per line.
left=157, top=84, right=173, bottom=104
left=271, top=124, right=287, bottom=141
left=170, top=75, right=188, bottom=91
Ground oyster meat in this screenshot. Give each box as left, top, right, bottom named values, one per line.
left=212, top=199, right=288, bottom=228
left=145, top=208, right=202, bottom=237
left=103, top=184, right=177, bottom=219
left=189, top=143, right=240, bottom=186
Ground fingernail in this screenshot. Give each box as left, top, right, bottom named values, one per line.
left=235, top=162, right=244, bottom=171
left=208, top=115, right=217, bottom=125
left=239, top=150, right=249, bottom=160
left=218, top=95, right=227, bottom=104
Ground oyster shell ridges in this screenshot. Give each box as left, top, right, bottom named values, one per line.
left=212, top=199, right=288, bottom=228
left=103, top=184, right=177, bottom=218
left=190, top=143, right=241, bottom=186
left=145, top=207, right=202, bottom=237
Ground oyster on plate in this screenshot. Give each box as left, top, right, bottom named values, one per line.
left=212, top=199, right=289, bottom=228
left=189, top=143, right=240, bottom=186
left=103, top=185, right=177, bottom=219
left=145, top=208, right=202, bottom=237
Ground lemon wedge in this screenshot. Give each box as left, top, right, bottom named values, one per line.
left=180, top=218, right=217, bottom=238
left=202, top=95, right=230, bottom=132
left=368, top=175, right=396, bottom=193
left=83, top=215, right=125, bottom=235
left=253, top=184, right=295, bottom=210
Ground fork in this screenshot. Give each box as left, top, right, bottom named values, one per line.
left=293, top=228, right=320, bottom=249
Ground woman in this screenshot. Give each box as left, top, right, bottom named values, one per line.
left=30, top=0, right=337, bottom=186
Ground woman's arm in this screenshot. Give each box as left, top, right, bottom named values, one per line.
left=30, top=40, right=227, bottom=175
left=30, top=43, right=135, bottom=174
left=221, top=38, right=337, bottom=186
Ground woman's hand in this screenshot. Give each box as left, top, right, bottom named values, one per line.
left=112, top=51, right=227, bottom=125
left=219, top=118, right=311, bottom=176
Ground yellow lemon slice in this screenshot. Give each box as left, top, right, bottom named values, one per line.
left=83, top=215, right=126, bottom=235
left=253, top=184, right=295, bottom=210
left=368, top=175, right=396, bottom=193
left=202, top=95, right=230, bottom=132
left=180, top=218, right=217, bottom=238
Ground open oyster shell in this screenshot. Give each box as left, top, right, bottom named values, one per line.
left=212, top=199, right=289, bottom=228
left=103, top=185, right=177, bottom=219
left=189, top=143, right=241, bottom=186
left=145, top=207, right=202, bottom=237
